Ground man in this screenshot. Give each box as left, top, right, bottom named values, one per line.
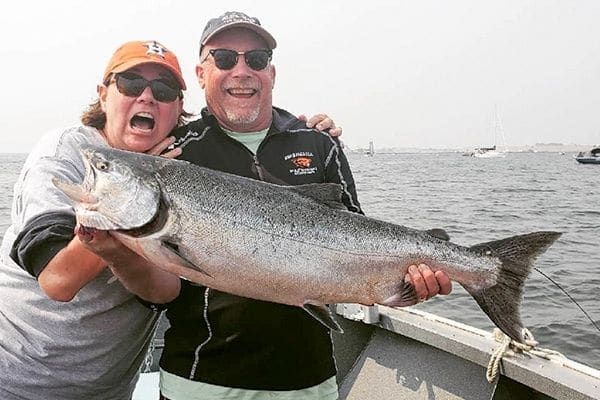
left=139, top=12, right=452, bottom=400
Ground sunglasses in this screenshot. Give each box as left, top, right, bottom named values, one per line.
left=204, top=49, right=273, bottom=71
left=111, top=72, right=181, bottom=103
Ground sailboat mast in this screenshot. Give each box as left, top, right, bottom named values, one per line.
left=494, top=105, right=507, bottom=151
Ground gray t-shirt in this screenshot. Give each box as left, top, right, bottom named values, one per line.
left=0, top=125, right=158, bottom=400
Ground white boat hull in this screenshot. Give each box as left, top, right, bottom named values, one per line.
left=472, top=150, right=506, bottom=158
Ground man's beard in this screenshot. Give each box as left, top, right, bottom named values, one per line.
left=225, top=106, right=260, bottom=127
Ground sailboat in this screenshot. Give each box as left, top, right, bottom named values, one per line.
left=471, top=107, right=507, bottom=158
left=472, top=145, right=504, bottom=158
left=365, top=140, right=375, bottom=156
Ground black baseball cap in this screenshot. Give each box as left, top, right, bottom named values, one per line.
left=199, top=11, right=277, bottom=54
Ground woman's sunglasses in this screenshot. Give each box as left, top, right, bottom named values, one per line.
left=111, top=72, right=181, bottom=103
left=204, top=49, right=273, bottom=71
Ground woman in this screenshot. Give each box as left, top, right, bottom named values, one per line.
left=0, top=40, right=188, bottom=400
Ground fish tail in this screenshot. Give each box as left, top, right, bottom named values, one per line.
left=465, top=231, right=562, bottom=343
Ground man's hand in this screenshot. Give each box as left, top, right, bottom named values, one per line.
left=405, top=264, right=452, bottom=302
left=298, top=114, right=342, bottom=137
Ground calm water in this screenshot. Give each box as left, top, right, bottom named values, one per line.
left=0, top=152, right=598, bottom=369
left=349, top=151, right=600, bottom=369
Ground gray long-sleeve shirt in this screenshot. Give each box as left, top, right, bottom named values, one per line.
left=0, top=125, right=157, bottom=400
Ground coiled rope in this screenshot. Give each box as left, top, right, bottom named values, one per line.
left=486, top=328, right=566, bottom=383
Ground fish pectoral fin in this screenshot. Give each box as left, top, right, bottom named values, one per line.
left=380, top=280, right=419, bottom=307
left=160, top=240, right=213, bottom=278
left=302, top=304, right=344, bottom=333
left=291, top=183, right=346, bottom=210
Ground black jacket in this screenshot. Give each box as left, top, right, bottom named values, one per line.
left=159, top=107, right=361, bottom=390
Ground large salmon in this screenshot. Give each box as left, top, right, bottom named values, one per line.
left=54, top=145, right=561, bottom=342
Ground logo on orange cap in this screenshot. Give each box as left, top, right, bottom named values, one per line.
left=144, top=41, right=168, bottom=58
left=103, top=40, right=186, bottom=90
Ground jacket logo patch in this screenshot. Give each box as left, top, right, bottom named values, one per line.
left=291, top=157, right=312, bottom=168
left=285, top=152, right=318, bottom=176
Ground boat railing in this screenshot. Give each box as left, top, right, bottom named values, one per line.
left=334, top=304, right=600, bottom=400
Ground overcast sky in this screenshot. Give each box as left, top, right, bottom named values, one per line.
left=1, top=0, right=599, bottom=152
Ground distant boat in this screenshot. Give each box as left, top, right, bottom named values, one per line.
left=471, top=145, right=505, bottom=158
left=574, top=147, right=600, bottom=164
left=470, top=106, right=507, bottom=158
left=365, top=140, right=375, bottom=156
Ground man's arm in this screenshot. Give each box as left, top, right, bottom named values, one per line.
left=323, top=137, right=362, bottom=213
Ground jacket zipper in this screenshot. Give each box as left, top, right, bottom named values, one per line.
left=252, top=155, right=267, bottom=181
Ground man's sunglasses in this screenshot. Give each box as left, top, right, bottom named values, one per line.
left=111, top=72, right=181, bottom=103
left=204, top=49, right=273, bottom=71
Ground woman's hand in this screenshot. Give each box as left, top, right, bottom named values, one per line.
left=146, top=136, right=181, bottom=159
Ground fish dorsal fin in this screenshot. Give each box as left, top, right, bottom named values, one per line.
left=303, top=303, right=344, bottom=333
left=425, top=228, right=450, bottom=241
left=291, top=183, right=346, bottom=210
left=250, top=163, right=289, bottom=185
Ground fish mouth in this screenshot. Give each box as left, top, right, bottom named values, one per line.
left=79, top=153, right=100, bottom=206
left=52, top=155, right=99, bottom=207
left=52, top=178, right=98, bottom=207
left=130, top=112, right=155, bottom=131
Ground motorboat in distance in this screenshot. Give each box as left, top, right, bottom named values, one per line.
left=574, top=147, right=600, bottom=164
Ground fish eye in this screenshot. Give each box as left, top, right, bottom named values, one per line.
left=95, top=161, right=109, bottom=171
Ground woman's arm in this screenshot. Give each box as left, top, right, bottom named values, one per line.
left=37, top=237, right=107, bottom=301
left=76, top=227, right=181, bottom=303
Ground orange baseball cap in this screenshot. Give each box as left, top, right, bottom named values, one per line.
left=102, top=40, right=186, bottom=90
